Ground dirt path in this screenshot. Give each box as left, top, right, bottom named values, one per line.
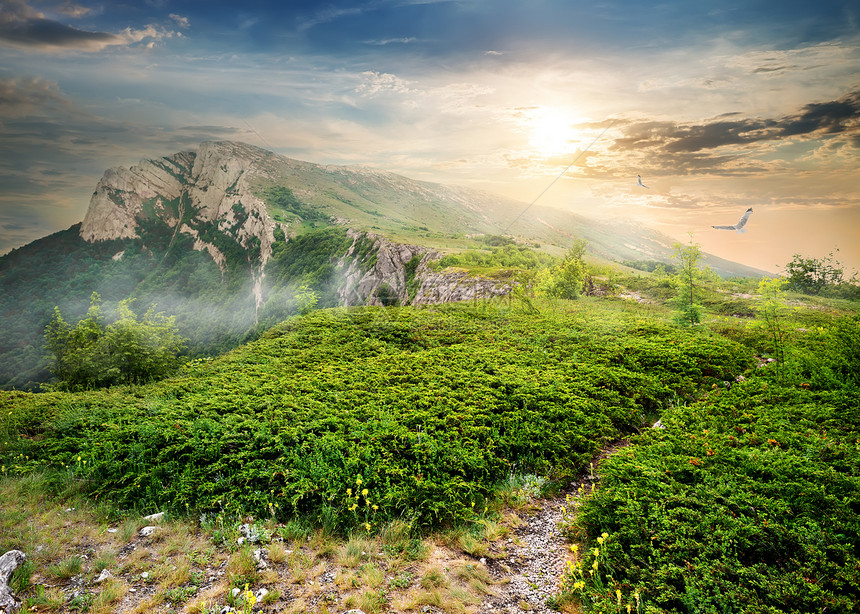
left=483, top=439, right=630, bottom=613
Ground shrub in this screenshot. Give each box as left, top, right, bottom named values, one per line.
left=2, top=303, right=751, bottom=531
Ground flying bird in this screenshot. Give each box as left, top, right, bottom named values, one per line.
left=637, top=175, right=648, bottom=188
left=713, top=207, right=753, bottom=233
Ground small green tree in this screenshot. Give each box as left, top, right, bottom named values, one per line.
left=45, top=293, right=185, bottom=390
left=784, top=250, right=844, bottom=295
left=294, top=284, right=320, bottom=315
left=538, top=238, right=587, bottom=300
left=671, top=237, right=704, bottom=326
left=754, top=277, right=788, bottom=381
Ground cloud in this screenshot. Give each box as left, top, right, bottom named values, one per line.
left=169, top=14, right=190, bottom=29
left=51, top=2, right=93, bottom=19
left=364, top=37, right=419, bottom=45
left=297, top=6, right=367, bottom=32
left=0, top=76, right=71, bottom=119
left=726, top=43, right=856, bottom=78
left=779, top=91, right=860, bottom=137
left=607, top=90, right=860, bottom=171
left=355, top=71, right=416, bottom=96
left=0, top=0, right=176, bottom=51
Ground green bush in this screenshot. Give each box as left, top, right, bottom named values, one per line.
left=566, top=377, right=860, bottom=612
left=44, top=293, right=185, bottom=391
left=1, top=302, right=750, bottom=531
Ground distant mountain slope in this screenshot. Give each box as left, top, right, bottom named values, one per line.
left=0, top=141, right=767, bottom=389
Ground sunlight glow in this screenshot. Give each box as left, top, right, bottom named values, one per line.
left=527, top=106, right=584, bottom=156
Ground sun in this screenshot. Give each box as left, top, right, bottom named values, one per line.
left=527, top=106, right=584, bottom=157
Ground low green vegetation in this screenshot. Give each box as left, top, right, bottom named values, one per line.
left=3, top=298, right=750, bottom=532
left=2, top=242, right=859, bottom=613
left=555, top=305, right=860, bottom=612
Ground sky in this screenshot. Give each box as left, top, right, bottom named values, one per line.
left=1, top=0, right=859, bottom=275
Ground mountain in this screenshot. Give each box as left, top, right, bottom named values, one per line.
left=0, top=141, right=767, bottom=389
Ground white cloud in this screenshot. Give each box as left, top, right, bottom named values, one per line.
left=297, top=6, right=366, bottom=32
left=364, top=37, right=419, bottom=45
left=51, top=2, right=93, bottom=19
left=355, top=71, right=416, bottom=96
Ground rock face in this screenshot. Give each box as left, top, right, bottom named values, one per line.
left=81, top=142, right=285, bottom=312
left=338, top=230, right=513, bottom=307
left=81, top=142, right=277, bottom=246
left=78, top=141, right=513, bottom=314
left=79, top=142, right=308, bottom=322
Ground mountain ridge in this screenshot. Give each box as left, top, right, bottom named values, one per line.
left=0, top=140, right=769, bottom=389
left=78, top=140, right=770, bottom=277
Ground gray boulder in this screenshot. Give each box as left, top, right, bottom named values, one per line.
left=0, top=550, right=27, bottom=612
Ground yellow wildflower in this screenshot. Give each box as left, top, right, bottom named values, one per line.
left=362, top=488, right=369, bottom=496
left=347, top=488, right=352, bottom=496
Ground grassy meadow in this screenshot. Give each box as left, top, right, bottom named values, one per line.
left=1, top=280, right=859, bottom=613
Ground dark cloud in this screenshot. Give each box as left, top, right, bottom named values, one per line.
left=0, top=0, right=173, bottom=51
left=663, top=119, right=775, bottom=153
left=780, top=91, right=860, bottom=137
left=0, top=12, right=121, bottom=50
left=612, top=90, right=860, bottom=159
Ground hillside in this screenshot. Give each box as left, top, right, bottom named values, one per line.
left=1, top=291, right=858, bottom=613
left=0, top=141, right=768, bottom=390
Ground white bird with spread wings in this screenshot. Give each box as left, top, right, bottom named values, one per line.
left=713, top=207, right=753, bottom=233
left=637, top=175, right=648, bottom=188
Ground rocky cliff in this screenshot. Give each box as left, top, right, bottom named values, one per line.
left=81, top=142, right=289, bottom=311
left=78, top=141, right=512, bottom=314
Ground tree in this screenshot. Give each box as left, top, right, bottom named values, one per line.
left=671, top=236, right=704, bottom=326
left=45, top=293, right=185, bottom=390
left=754, top=277, right=788, bottom=381
left=295, top=284, right=320, bottom=315
left=44, top=294, right=104, bottom=390
left=784, top=250, right=844, bottom=295
left=538, top=239, right=587, bottom=300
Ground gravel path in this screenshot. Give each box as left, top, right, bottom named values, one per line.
left=484, top=498, right=570, bottom=612
left=483, top=441, right=628, bottom=613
